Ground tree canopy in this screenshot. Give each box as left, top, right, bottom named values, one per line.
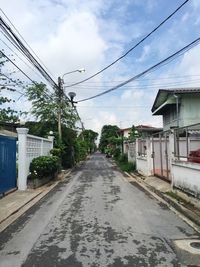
left=0, top=52, right=25, bottom=123
left=26, top=83, right=77, bottom=128
left=99, top=125, right=121, bottom=153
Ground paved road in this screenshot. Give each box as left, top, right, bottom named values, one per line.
left=0, top=153, right=198, bottom=266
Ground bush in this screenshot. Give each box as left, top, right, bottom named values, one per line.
left=118, top=153, right=128, bottom=163
left=113, top=147, right=121, bottom=159
left=50, top=148, right=62, bottom=157
left=115, top=153, right=136, bottom=173
left=117, top=161, right=136, bottom=172
left=28, top=155, right=61, bottom=180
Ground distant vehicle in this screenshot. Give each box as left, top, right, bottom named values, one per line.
left=188, top=149, right=200, bottom=163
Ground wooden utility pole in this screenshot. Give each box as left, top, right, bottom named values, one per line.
left=57, top=76, right=63, bottom=142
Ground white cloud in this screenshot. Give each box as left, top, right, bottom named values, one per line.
left=1, top=0, right=200, bottom=137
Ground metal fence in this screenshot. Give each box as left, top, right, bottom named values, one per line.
left=151, top=130, right=171, bottom=180
left=174, top=123, right=200, bottom=163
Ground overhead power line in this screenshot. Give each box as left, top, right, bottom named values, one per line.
left=0, top=15, right=58, bottom=90
left=0, top=50, right=36, bottom=84
left=0, top=8, right=56, bottom=80
left=0, top=35, right=47, bottom=81
left=65, top=74, right=200, bottom=84
left=65, top=0, right=190, bottom=88
left=64, top=78, right=200, bottom=90
left=77, top=37, right=200, bottom=103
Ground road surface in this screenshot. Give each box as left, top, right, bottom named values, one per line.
left=0, top=153, right=198, bottom=266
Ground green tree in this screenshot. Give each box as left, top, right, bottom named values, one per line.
left=99, top=125, right=121, bottom=154
left=128, top=125, right=140, bottom=141
left=26, top=83, right=77, bottom=128
left=0, top=52, right=25, bottom=123
left=81, top=129, right=98, bottom=153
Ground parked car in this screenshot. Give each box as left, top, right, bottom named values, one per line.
left=188, top=149, right=200, bottom=163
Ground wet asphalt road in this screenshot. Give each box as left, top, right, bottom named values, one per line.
left=0, top=153, right=199, bottom=266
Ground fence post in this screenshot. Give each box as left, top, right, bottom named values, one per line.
left=40, top=139, right=44, bottom=156
left=169, top=129, right=175, bottom=188
left=17, top=128, right=29, bottom=190
left=146, top=137, right=153, bottom=176
left=48, top=136, right=54, bottom=150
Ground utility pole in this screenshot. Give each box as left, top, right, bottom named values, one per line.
left=57, top=69, right=85, bottom=143
left=57, top=76, right=63, bottom=142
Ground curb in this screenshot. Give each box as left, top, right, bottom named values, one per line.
left=125, top=172, right=200, bottom=233
left=0, top=169, right=72, bottom=233
left=144, top=182, right=200, bottom=228
left=0, top=190, right=43, bottom=225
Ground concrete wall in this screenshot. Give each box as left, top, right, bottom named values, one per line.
left=172, top=161, right=200, bottom=198
left=136, top=157, right=149, bottom=176
left=17, top=128, right=54, bottom=191
left=127, top=142, right=136, bottom=163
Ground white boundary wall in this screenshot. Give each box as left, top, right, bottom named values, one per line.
left=135, top=131, right=200, bottom=198
left=172, top=161, right=200, bottom=198
left=17, top=128, right=54, bottom=190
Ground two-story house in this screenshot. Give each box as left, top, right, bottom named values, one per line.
left=151, top=88, right=200, bottom=130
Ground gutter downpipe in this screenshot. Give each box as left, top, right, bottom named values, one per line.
left=174, top=94, right=179, bottom=159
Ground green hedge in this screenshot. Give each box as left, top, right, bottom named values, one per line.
left=28, top=155, right=61, bottom=180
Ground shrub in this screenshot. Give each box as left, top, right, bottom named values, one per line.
left=115, top=153, right=136, bottom=172
left=118, top=153, right=128, bottom=163
left=117, top=161, right=136, bottom=172
left=50, top=148, right=62, bottom=157
left=113, top=147, right=121, bottom=159
left=28, top=155, right=61, bottom=180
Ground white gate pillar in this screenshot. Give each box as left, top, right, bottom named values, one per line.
left=17, top=128, right=29, bottom=190
left=146, top=137, right=153, bottom=176
left=169, top=129, right=175, bottom=188
left=48, top=136, right=54, bottom=150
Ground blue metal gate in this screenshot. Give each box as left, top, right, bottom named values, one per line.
left=0, top=135, right=17, bottom=194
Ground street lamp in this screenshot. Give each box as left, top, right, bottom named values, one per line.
left=68, top=92, right=76, bottom=104
left=62, top=68, right=85, bottom=80
left=57, top=69, right=85, bottom=141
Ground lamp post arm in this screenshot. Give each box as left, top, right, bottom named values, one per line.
left=62, top=69, right=85, bottom=79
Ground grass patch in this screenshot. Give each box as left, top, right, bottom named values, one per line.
left=165, top=191, right=183, bottom=201
left=165, top=191, right=194, bottom=207
left=115, top=153, right=136, bottom=173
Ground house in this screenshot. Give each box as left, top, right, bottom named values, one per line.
left=151, top=87, right=200, bottom=131
left=134, top=87, right=200, bottom=197
left=120, top=125, right=162, bottom=162
left=120, top=125, right=162, bottom=141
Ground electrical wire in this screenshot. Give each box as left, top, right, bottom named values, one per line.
left=64, top=78, right=200, bottom=90
left=0, top=16, right=58, bottom=90
left=0, top=35, right=48, bottom=81
left=63, top=74, right=200, bottom=84
left=0, top=8, right=56, bottom=80
left=65, top=0, right=190, bottom=88
left=76, top=37, right=200, bottom=102
left=0, top=50, right=36, bottom=84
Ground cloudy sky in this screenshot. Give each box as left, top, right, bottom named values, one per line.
left=1, top=0, right=200, bottom=134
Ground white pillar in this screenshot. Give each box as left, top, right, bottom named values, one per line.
left=40, top=139, right=44, bottom=155
left=48, top=136, right=54, bottom=150
left=17, top=128, right=29, bottom=190
left=146, top=137, right=153, bottom=176
left=169, top=130, right=175, bottom=188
